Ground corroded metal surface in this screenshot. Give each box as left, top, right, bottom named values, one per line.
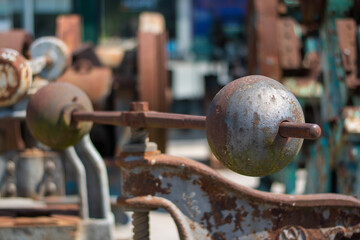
left=72, top=111, right=207, bottom=130
left=247, top=0, right=281, bottom=80
left=206, top=75, right=305, bottom=176
left=56, top=14, right=82, bottom=53
left=57, top=60, right=113, bottom=104
left=26, top=82, right=93, bottom=150
left=0, top=215, right=79, bottom=240
left=335, top=18, right=359, bottom=89
left=26, top=80, right=320, bottom=157
left=279, top=122, right=320, bottom=140
left=118, top=152, right=360, bottom=240
left=277, top=18, right=301, bottom=69
left=0, top=48, right=32, bottom=107
left=0, top=30, right=32, bottom=58
left=72, top=110, right=319, bottom=139
left=30, top=37, right=69, bottom=80
left=282, top=77, right=323, bottom=98
left=138, top=12, right=171, bottom=153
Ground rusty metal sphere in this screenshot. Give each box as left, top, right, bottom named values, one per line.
left=206, top=75, right=305, bottom=177
left=0, top=48, right=32, bottom=106
left=26, top=82, right=93, bottom=150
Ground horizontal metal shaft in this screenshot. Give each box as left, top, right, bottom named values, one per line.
left=278, top=122, right=321, bottom=140
left=72, top=111, right=206, bottom=130
left=72, top=111, right=321, bottom=140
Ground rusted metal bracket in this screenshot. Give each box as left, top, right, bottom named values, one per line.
left=117, top=152, right=360, bottom=239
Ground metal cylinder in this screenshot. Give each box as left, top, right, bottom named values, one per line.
left=15, top=149, right=44, bottom=198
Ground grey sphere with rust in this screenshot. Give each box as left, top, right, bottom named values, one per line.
left=26, top=82, right=93, bottom=150
left=30, top=37, right=69, bottom=80
left=206, top=75, right=304, bottom=177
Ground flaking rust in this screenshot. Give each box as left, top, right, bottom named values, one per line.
left=118, top=153, right=360, bottom=240
left=206, top=76, right=305, bottom=176
left=0, top=48, right=32, bottom=106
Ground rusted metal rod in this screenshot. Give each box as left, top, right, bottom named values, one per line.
left=72, top=111, right=207, bottom=130
left=28, top=55, right=53, bottom=75
left=72, top=111, right=321, bottom=140
left=279, top=122, right=321, bottom=140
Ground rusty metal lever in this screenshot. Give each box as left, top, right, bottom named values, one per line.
left=71, top=107, right=321, bottom=140
left=26, top=79, right=321, bottom=176
left=279, top=121, right=321, bottom=140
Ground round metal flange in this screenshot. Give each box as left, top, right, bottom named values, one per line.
left=0, top=48, right=32, bottom=107
left=30, top=37, right=69, bottom=80
left=206, top=75, right=305, bottom=177
left=26, top=82, right=93, bottom=150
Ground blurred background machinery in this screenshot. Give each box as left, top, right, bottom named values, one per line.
left=247, top=0, right=360, bottom=197
left=2, top=0, right=360, bottom=231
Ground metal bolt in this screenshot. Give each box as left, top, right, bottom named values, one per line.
left=132, top=211, right=150, bottom=240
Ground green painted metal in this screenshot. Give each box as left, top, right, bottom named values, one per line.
left=73, top=0, right=100, bottom=43
left=254, top=0, right=360, bottom=196
left=306, top=0, right=360, bottom=197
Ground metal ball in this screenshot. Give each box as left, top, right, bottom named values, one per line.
left=0, top=48, right=32, bottom=106
left=206, top=75, right=305, bottom=177
left=26, top=82, right=93, bottom=150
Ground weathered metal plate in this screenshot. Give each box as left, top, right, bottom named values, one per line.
left=249, top=0, right=281, bottom=80
left=282, top=77, right=323, bottom=98
left=0, top=119, right=25, bottom=152
left=278, top=18, right=302, bottom=69
left=138, top=12, right=171, bottom=152
left=336, top=18, right=359, bottom=88
left=26, top=82, right=93, bottom=150
left=56, top=14, right=82, bottom=53
left=118, top=153, right=360, bottom=239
